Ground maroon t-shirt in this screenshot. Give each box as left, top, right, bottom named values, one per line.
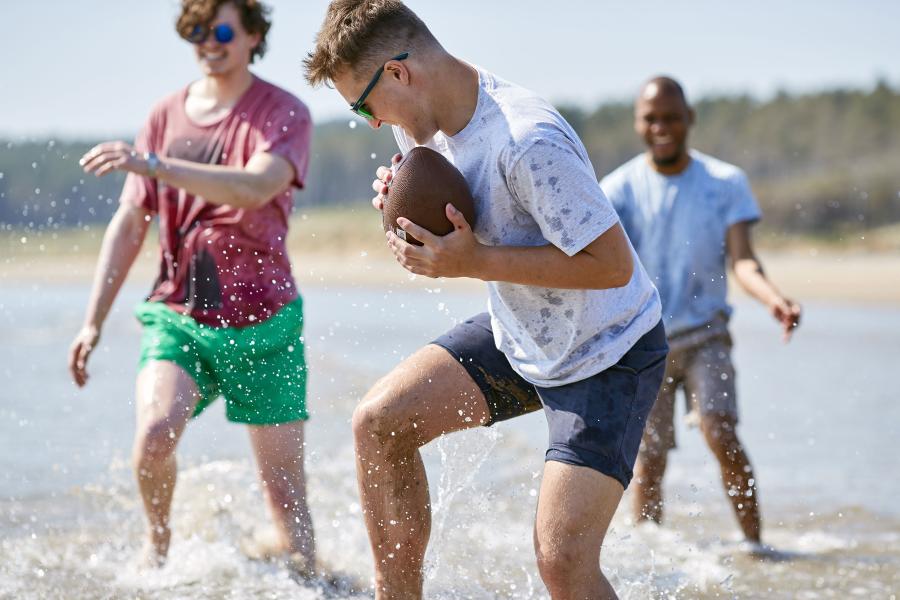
left=120, top=76, right=312, bottom=328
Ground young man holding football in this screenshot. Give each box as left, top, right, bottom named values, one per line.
left=305, top=2, right=666, bottom=598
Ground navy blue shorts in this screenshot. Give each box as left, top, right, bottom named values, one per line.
left=432, top=314, right=668, bottom=488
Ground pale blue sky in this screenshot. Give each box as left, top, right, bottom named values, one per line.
left=1, top=0, right=898, bottom=138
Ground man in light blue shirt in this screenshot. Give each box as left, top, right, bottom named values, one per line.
left=601, top=76, right=802, bottom=548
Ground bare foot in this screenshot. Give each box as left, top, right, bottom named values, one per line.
left=739, top=540, right=796, bottom=562
left=284, top=551, right=316, bottom=582
left=285, top=555, right=367, bottom=597
left=240, top=526, right=287, bottom=560
left=241, top=528, right=320, bottom=583
left=138, top=526, right=170, bottom=569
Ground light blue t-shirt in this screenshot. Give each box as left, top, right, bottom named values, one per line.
left=392, top=67, right=661, bottom=386
left=600, top=151, right=761, bottom=338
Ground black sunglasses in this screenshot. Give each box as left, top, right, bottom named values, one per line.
left=349, top=52, right=409, bottom=120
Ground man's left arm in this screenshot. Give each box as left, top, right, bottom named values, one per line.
left=388, top=136, right=634, bottom=290
left=80, top=142, right=295, bottom=210
left=389, top=206, right=633, bottom=290
left=727, top=221, right=801, bottom=341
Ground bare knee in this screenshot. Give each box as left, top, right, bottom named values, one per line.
left=352, top=387, right=427, bottom=456
left=133, top=419, right=179, bottom=473
left=534, top=511, right=604, bottom=591
left=535, top=546, right=579, bottom=591
left=535, top=534, right=601, bottom=594
left=352, top=394, right=402, bottom=445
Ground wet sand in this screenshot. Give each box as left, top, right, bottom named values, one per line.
left=3, top=214, right=900, bottom=304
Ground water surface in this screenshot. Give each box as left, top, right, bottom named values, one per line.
left=1, top=281, right=898, bottom=599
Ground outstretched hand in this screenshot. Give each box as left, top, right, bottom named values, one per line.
left=68, top=325, right=100, bottom=387
left=387, top=203, right=483, bottom=279
left=79, top=141, right=146, bottom=178
left=771, top=297, right=801, bottom=342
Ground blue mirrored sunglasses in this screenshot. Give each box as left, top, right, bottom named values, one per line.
left=186, top=23, right=235, bottom=45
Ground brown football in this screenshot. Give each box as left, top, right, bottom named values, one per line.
left=382, top=146, right=477, bottom=246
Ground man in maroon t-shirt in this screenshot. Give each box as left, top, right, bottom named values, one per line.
left=67, top=0, right=316, bottom=571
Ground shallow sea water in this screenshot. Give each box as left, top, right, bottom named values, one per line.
left=1, top=280, right=898, bottom=599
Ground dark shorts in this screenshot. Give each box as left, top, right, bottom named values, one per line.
left=432, top=314, right=668, bottom=488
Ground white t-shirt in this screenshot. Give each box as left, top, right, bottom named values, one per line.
left=393, top=67, right=661, bottom=386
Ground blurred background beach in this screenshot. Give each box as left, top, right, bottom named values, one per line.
left=1, top=1, right=899, bottom=598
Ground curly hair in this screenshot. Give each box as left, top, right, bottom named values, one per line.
left=303, top=0, right=437, bottom=87
left=176, top=0, right=272, bottom=63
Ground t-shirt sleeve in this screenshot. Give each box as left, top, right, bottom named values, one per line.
left=119, top=110, right=161, bottom=214
left=257, top=99, right=312, bottom=189
left=508, top=137, right=620, bottom=256
left=599, top=172, right=631, bottom=224
left=727, top=170, right=762, bottom=227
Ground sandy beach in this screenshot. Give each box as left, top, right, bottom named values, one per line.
left=3, top=208, right=900, bottom=304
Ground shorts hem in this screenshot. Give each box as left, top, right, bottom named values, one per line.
left=429, top=342, right=502, bottom=427
left=225, top=411, right=310, bottom=426
left=545, top=444, right=630, bottom=490
left=137, top=356, right=219, bottom=413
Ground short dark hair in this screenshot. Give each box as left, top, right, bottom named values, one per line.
left=643, top=76, right=690, bottom=108
left=176, top=0, right=272, bottom=63
left=303, top=0, right=437, bottom=87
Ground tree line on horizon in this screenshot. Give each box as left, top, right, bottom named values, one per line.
left=1, top=82, right=898, bottom=239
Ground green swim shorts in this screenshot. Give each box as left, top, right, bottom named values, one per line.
left=135, top=297, right=308, bottom=425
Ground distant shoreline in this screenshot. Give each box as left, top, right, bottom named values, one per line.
left=3, top=208, right=900, bottom=304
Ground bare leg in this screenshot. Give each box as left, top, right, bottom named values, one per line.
left=248, top=420, right=316, bottom=575
left=351, top=345, right=490, bottom=600
left=534, top=462, right=624, bottom=600
left=132, top=361, right=201, bottom=565
left=700, top=414, right=761, bottom=543
left=632, top=380, right=676, bottom=524
left=632, top=446, right=668, bottom=524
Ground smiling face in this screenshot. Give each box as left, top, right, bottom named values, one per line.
left=192, top=3, right=259, bottom=77
left=634, top=80, right=694, bottom=171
